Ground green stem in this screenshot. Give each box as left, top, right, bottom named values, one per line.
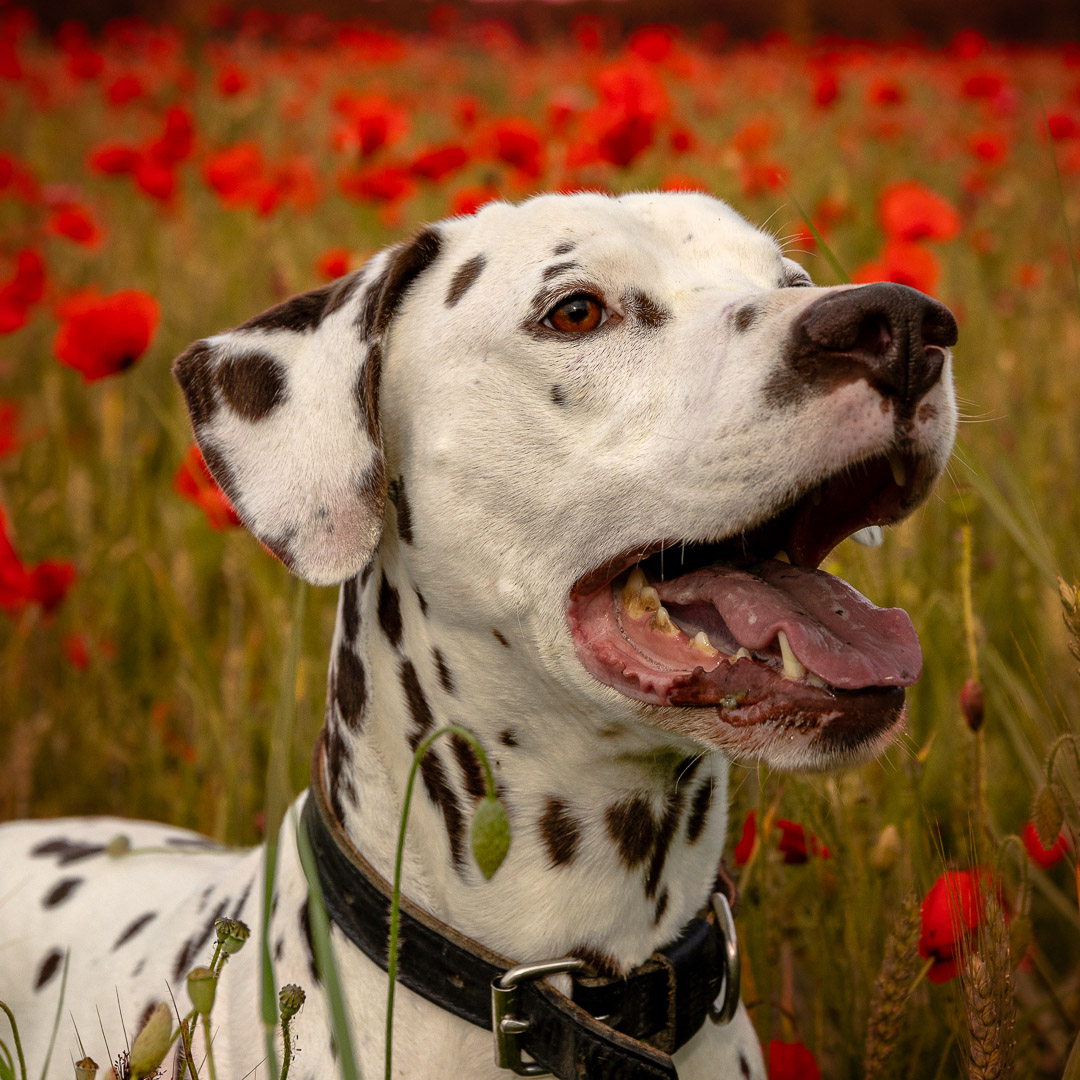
left=38, top=949, right=68, bottom=1080
left=279, top=1015, right=293, bottom=1080
left=385, top=725, right=496, bottom=1080
left=178, top=1014, right=199, bottom=1080
left=781, top=181, right=851, bottom=284
left=1043, top=98, right=1080, bottom=322
left=0, top=1001, right=27, bottom=1080
left=201, top=1015, right=218, bottom=1080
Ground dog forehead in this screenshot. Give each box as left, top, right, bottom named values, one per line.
left=443, top=191, right=786, bottom=293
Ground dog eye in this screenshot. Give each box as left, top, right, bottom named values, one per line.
left=543, top=294, right=607, bottom=333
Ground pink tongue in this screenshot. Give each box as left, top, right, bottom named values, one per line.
left=656, top=560, right=921, bottom=689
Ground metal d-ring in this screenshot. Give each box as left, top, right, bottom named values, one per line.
left=492, top=956, right=589, bottom=1076
left=708, top=891, right=741, bottom=1025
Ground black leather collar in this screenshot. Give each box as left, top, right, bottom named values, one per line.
left=302, top=730, right=739, bottom=1079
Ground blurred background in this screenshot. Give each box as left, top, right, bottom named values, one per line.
left=1, top=0, right=1079, bottom=1076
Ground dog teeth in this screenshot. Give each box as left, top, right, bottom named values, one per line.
left=888, top=452, right=907, bottom=488
left=729, top=647, right=752, bottom=664
left=774, top=550, right=790, bottom=563
left=621, top=567, right=658, bottom=619
left=639, top=586, right=660, bottom=612
left=650, top=605, right=679, bottom=635
left=850, top=525, right=884, bottom=548
left=806, top=672, right=828, bottom=688
left=689, top=631, right=718, bottom=656
left=777, top=630, right=806, bottom=681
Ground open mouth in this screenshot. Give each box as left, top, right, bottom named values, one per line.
left=567, top=449, right=932, bottom=753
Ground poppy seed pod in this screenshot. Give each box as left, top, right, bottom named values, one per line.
left=960, top=678, right=984, bottom=732
left=128, top=1002, right=173, bottom=1079
left=187, top=966, right=218, bottom=1015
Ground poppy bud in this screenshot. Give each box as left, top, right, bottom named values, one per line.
left=1031, top=785, right=1064, bottom=850
left=187, top=966, right=217, bottom=1015
left=470, top=795, right=510, bottom=880
left=105, top=835, right=130, bottom=857
left=128, top=1002, right=172, bottom=1079
left=870, top=823, right=901, bottom=873
left=74, top=1057, right=98, bottom=1080
left=1008, top=913, right=1031, bottom=963
left=215, top=916, right=251, bottom=955
left=960, top=678, right=984, bottom=731
left=279, top=983, right=306, bottom=1020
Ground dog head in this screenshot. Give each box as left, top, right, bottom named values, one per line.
left=174, top=191, right=957, bottom=772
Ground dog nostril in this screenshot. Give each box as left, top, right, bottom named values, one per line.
left=853, top=313, right=893, bottom=358
left=920, top=306, right=958, bottom=348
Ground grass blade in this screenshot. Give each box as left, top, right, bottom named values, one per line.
left=0, top=1003, right=26, bottom=1080
left=260, top=577, right=309, bottom=1079
left=782, top=182, right=852, bottom=284
left=38, top=950, right=68, bottom=1080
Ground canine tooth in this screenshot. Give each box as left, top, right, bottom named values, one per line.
left=777, top=630, right=805, bottom=681
left=774, top=550, right=790, bottom=563
left=639, top=586, right=661, bottom=613
left=850, top=525, right=884, bottom=548
left=650, top=606, right=679, bottom=635
left=627, top=567, right=647, bottom=594
left=888, top=452, right=907, bottom=488
left=729, top=647, right=752, bottom=664
left=621, top=568, right=653, bottom=618
left=807, top=672, right=828, bottom=688
left=690, top=631, right=718, bottom=656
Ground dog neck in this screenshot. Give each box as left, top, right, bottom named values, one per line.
left=321, top=537, right=731, bottom=975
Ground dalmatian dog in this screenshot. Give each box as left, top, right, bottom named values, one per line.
left=0, top=191, right=957, bottom=1079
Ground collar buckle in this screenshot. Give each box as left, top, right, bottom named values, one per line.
left=707, top=891, right=741, bottom=1026
left=492, top=957, right=589, bottom=1075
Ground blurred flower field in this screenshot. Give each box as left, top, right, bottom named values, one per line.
left=1, top=6, right=1079, bottom=1077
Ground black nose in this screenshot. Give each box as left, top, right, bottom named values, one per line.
left=788, top=283, right=957, bottom=404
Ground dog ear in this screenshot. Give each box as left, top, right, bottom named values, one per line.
left=173, top=228, right=441, bottom=586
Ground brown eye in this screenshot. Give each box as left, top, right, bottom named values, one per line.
left=543, top=294, right=606, bottom=333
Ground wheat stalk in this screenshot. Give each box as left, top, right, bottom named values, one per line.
left=963, top=894, right=1015, bottom=1080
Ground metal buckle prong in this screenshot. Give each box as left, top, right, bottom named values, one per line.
left=708, top=891, right=741, bottom=1026
left=492, top=957, right=588, bottom=1076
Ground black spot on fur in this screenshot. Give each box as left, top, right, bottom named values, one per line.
left=605, top=796, right=658, bottom=870
left=539, top=797, right=581, bottom=867
left=174, top=898, right=229, bottom=981
left=355, top=343, right=382, bottom=444
left=739, top=1053, right=751, bottom=1078
left=401, top=660, right=435, bottom=745
left=31, top=838, right=105, bottom=866
left=569, top=943, right=622, bottom=979
left=172, top=342, right=218, bottom=427
left=654, top=888, right=669, bottom=924
left=734, top=304, right=761, bottom=334
left=377, top=573, right=403, bottom=648
left=552, top=241, right=576, bottom=256
left=451, top=734, right=486, bottom=800
left=274, top=936, right=285, bottom=961
left=432, top=648, right=455, bottom=694
left=215, top=352, right=287, bottom=422
left=644, top=758, right=700, bottom=899
left=388, top=477, right=413, bottom=544
left=625, top=289, right=671, bottom=329
left=239, top=280, right=351, bottom=333
left=42, top=876, right=82, bottom=908
left=414, top=588, right=428, bottom=616
left=335, top=644, right=367, bottom=731
left=34, top=949, right=63, bottom=990
left=445, top=254, right=486, bottom=306
left=112, top=912, right=156, bottom=951
left=197, top=884, right=214, bottom=912
left=342, top=575, right=360, bottom=644
left=550, top=384, right=567, bottom=407
left=419, top=750, right=467, bottom=868
left=542, top=260, right=581, bottom=281
left=299, top=899, right=321, bottom=984
left=199, top=442, right=240, bottom=509
left=686, top=777, right=714, bottom=844
left=325, top=723, right=353, bottom=824
left=492, top=629, right=510, bottom=648
left=499, top=729, right=518, bottom=748
left=371, top=228, right=443, bottom=337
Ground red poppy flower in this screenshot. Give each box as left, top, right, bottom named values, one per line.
left=660, top=173, right=710, bottom=194
left=106, top=72, right=145, bottom=106
left=54, top=289, right=159, bottom=382
left=203, top=142, right=265, bottom=205
left=450, top=184, right=501, bottom=216
left=133, top=155, right=177, bottom=203
left=867, top=78, right=906, bottom=107
left=174, top=444, right=241, bottom=530
left=740, top=161, right=789, bottom=198
left=0, top=152, right=40, bottom=203
left=1046, top=110, right=1079, bottom=141
left=489, top=118, right=545, bottom=180
left=148, top=106, right=195, bottom=166
left=216, top=65, right=250, bottom=96
left=339, top=163, right=415, bottom=205
left=918, top=869, right=993, bottom=983
left=961, top=70, right=1007, bottom=100
left=0, top=509, right=76, bottom=616
left=316, top=248, right=352, bottom=280
left=879, top=181, right=960, bottom=243
left=332, top=92, right=409, bottom=158
left=597, top=113, right=656, bottom=169
left=967, top=131, right=1009, bottom=166
left=1021, top=821, right=1069, bottom=870
left=854, top=241, right=941, bottom=296
left=47, top=204, right=103, bottom=248
left=63, top=632, right=90, bottom=671
left=733, top=810, right=756, bottom=867
left=776, top=818, right=830, bottom=863
left=768, top=1040, right=821, bottom=1080
left=812, top=70, right=840, bottom=108
left=410, top=144, right=470, bottom=183
left=88, top=142, right=140, bottom=176
left=0, top=249, right=45, bottom=334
